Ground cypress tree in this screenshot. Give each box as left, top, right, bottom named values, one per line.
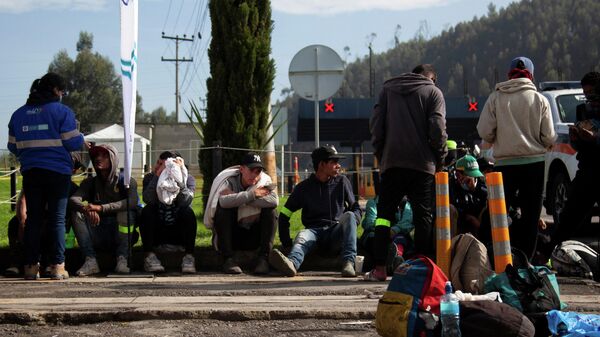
left=201, top=0, right=275, bottom=198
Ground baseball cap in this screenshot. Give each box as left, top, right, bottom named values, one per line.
left=455, top=155, right=484, bottom=178
left=241, top=152, right=264, bottom=170
left=311, top=145, right=345, bottom=164
left=510, top=56, right=534, bottom=76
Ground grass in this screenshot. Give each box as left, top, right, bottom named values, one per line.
left=0, top=174, right=355, bottom=249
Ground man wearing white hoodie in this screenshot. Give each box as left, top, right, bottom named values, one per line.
left=477, top=56, right=556, bottom=260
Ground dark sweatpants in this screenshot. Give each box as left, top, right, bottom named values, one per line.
left=496, top=161, right=545, bottom=259
left=213, top=205, right=277, bottom=259
left=139, top=204, right=197, bottom=254
left=374, top=168, right=434, bottom=265
left=552, top=168, right=600, bottom=250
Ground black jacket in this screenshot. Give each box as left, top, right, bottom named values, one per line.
left=278, top=174, right=361, bottom=247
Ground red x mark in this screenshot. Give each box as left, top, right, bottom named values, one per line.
left=468, top=101, right=478, bottom=111
left=324, top=102, right=334, bottom=113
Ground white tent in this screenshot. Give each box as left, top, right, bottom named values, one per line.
left=85, top=124, right=150, bottom=172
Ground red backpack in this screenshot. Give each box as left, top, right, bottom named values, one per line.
left=376, top=256, right=448, bottom=337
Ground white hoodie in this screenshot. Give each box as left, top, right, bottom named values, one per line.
left=477, top=78, right=556, bottom=162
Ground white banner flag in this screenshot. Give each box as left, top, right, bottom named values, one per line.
left=120, top=0, right=138, bottom=188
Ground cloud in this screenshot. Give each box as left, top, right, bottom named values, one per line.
left=272, top=0, right=450, bottom=15
left=0, top=0, right=108, bottom=13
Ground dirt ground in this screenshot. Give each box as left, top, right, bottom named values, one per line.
left=0, top=319, right=378, bottom=337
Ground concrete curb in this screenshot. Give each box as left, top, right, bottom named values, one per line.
left=0, top=295, right=378, bottom=325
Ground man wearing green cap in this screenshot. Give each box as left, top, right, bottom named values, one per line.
left=449, top=155, right=489, bottom=241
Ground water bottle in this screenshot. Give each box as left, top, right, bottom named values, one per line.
left=440, top=281, right=461, bottom=337
left=65, top=227, right=76, bottom=249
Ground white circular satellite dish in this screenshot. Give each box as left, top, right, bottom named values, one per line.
left=288, top=44, right=344, bottom=101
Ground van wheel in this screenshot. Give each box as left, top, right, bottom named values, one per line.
left=550, top=172, right=569, bottom=226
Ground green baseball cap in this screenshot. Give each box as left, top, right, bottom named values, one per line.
left=455, top=155, right=484, bottom=178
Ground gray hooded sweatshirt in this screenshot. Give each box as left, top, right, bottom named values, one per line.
left=370, top=73, right=448, bottom=175
left=70, top=144, right=138, bottom=213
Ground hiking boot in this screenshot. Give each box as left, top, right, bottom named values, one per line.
left=268, top=249, right=296, bottom=277
left=181, top=254, right=196, bottom=274
left=363, top=268, right=387, bottom=282
left=222, top=257, right=242, bottom=274
left=114, top=256, right=130, bottom=274
left=341, top=260, right=356, bottom=277
left=253, top=256, right=270, bottom=275
left=76, top=256, right=100, bottom=277
left=49, top=263, right=69, bottom=280
left=144, top=253, right=165, bottom=273
left=24, top=263, right=40, bottom=280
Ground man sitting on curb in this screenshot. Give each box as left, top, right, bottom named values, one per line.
left=269, top=145, right=362, bottom=277
left=70, top=144, right=138, bottom=276
left=204, top=153, right=278, bottom=274
left=140, top=151, right=197, bottom=274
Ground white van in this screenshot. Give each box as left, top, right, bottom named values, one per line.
left=541, top=85, right=587, bottom=224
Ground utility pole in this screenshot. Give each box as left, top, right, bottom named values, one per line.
left=161, top=32, right=194, bottom=122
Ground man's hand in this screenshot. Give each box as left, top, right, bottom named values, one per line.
left=254, top=186, right=270, bottom=198
left=84, top=204, right=102, bottom=213
left=85, top=210, right=100, bottom=226
left=577, top=126, right=597, bottom=142
left=569, top=125, right=579, bottom=142
left=174, top=157, right=185, bottom=167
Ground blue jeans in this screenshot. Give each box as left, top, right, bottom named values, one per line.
left=287, top=211, right=358, bottom=270
left=22, top=168, right=71, bottom=265
left=72, top=210, right=135, bottom=258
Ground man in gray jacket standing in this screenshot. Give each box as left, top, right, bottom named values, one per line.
left=477, top=57, right=555, bottom=260
left=366, top=64, right=448, bottom=281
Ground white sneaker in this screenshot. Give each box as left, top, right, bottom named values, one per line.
left=76, top=256, right=100, bottom=277
left=144, top=253, right=165, bottom=273
left=114, top=256, right=130, bottom=274
left=181, top=254, right=196, bottom=274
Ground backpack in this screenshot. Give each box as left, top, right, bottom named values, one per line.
left=450, top=233, right=495, bottom=294
left=484, top=250, right=563, bottom=314
left=551, top=240, right=600, bottom=281
left=376, top=256, right=447, bottom=337
left=459, top=300, right=535, bottom=337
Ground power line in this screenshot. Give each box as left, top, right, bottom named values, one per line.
left=161, top=33, right=194, bottom=122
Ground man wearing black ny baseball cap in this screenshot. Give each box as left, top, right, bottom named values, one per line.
left=210, top=152, right=278, bottom=275
left=270, top=145, right=362, bottom=278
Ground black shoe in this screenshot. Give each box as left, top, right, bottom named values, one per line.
left=254, top=257, right=270, bottom=275
left=223, top=257, right=242, bottom=274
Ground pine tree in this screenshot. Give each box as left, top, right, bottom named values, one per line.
left=201, top=0, right=275, bottom=197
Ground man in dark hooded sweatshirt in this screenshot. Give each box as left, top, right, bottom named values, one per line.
left=8, top=73, right=84, bottom=280
left=70, top=144, right=138, bottom=276
left=366, top=64, right=448, bottom=281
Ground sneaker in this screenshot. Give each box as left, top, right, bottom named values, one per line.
left=4, top=266, right=20, bottom=277
left=76, top=256, right=100, bottom=277
left=341, top=260, right=356, bottom=277
left=181, top=254, right=196, bottom=274
left=222, top=257, right=243, bottom=274
left=268, top=249, right=296, bottom=277
left=253, top=256, right=270, bottom=275
left=24, top=263, right=40, bottom=280
left=114, top=256, right=130, bottom=274
left=363, top=268, right=387, bottom=282
left=49, top=263, right=69, bottom=280
left=144, top=253, right=165, bottom=273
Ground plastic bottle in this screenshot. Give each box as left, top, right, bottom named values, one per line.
left=440, top=281, right=461, bottom=337
left=65, top=227, right=76, bottom=249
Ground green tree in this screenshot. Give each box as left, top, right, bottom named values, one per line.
left=48, top=31, right=144, bottom=133
left=201, top=0, right=275, bottom=197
